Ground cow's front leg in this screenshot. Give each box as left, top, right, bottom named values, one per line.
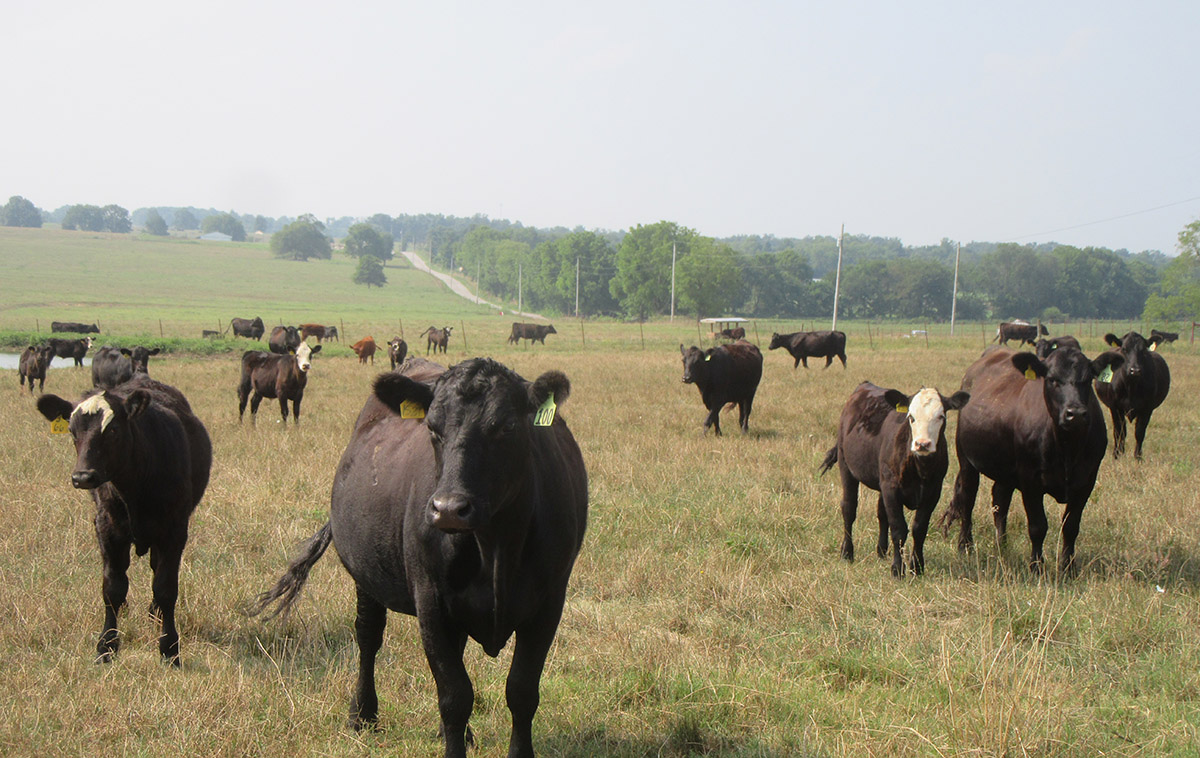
left=506, top=600, right=565, bottom=758
left=417, top=609, right=473, bottom=758
left=1021, top=488, right=1049, bottom=573
left=95, top=515, right=132, bottom=663
left=349, top=586, right=387, bottom=729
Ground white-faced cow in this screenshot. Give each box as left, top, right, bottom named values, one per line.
left=268, top=325, right=301, bottom=355
left=92, top=345, right=161, bottom=389
left=1094, top=331, right=1171, bottom=460
left=992, top=320, right=1048, bottom=347
left=47, top=336, right=94, bottom=367
left=19, top=344, right=56, bottom=393
left=237, top=342, right=321, bottom=425
left=768, top=330, right=847, bottom=369
left=680, top=341, right=763, bottom=435
left=940, top=342, right=1123, bottom=574
left=252, top=358, right=588, bottom=758
left=387, top=336, right=407, bottom=369
left=421, top=325, right=452, bottom=355
left=819, top=382, right=969, bottom=576
left=35, top=376, right=211, bottom=664
left=230, top=316, right=265, bottom=340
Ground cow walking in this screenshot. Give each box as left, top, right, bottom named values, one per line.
left=421, top=325, right=452, bottom=355
left=680, top=341, right=763, bottom=435
left=237, top=342, right=321, bottom=425
left=992, top=320, right=1048, bottom=347
left=1095, top=331, right=1171, bottom=460
left=19, top=344, right=56, bottom=393
left=508, top=322, right=557, bottom=346
left=252, top=358, right=588, bottom=758
left=768, top=330, right=847, bottom=369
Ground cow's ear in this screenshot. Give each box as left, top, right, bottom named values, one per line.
left=124, top=389, right=152, bottom=420
left=148, top=348, right=161, bottom=356
left=679, top=344, right=686, bottom=357
left=941, top=391, right=970, bottom=411
left=1092, top=351, right=1124, bottom=377
left=373, top=373, right=434, bottom=415
left=36, top=394, right=75, bottom=423
left=882, top=389, right=911, bottom=413
left=310, top=344, right=321, bottom=354
left=1148, top=333, right=1164, bottom=348
left=529, top=371, right=570, bottom=413
left=120, top=348, right=133, bottom=357
left=1104, top=333, right=1121, bottom=348
left=1011, top=353, right=1047, bottom=379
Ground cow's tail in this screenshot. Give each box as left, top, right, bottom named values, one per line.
left=818, top=445, right=838, bottom=476
left=247, top=521, right=333, bottom=619
left=990, top=329, right=1000, bottom=343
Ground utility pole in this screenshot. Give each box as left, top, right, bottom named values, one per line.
left=518, top=262, right=523, bottom=315
left=575, top=257, right=580, bottom=317
left=950, top=241, right=961, bottom=336
left=831, top=224, right=844, bottom=331
left=670, top=240, right=677, bottom=323
left=476, top=258, right=481, bottom=304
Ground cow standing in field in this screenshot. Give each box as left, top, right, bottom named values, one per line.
left=268, top=325, right=301, bottom=355
left=387, top=336, right=407, bottom=369
left=421, top=325, right=452, bottom=355
left=322, top=325, right=339, bottom=342
left=51, top=321, right=100, bottom=334
left=992, top=320, right=1048, bottom=347
left=1150, top=328, right=1178, bottom=345
left=230, top=317, right=265, bottom=340
left=940, top=341, right=1123, bottom=573
left=19, top=344, right=56, bottom=393
left=719, top=327, right=746, bottom=341
left=92, top=345, right=161, bottom=389
left=298, top=323, right=328, bottom=342
left=47, top=336, right=94, bottom=367
left=1094, top=331, right=1171, bottom=460
left=819, top=382, right=969, bottom=576
left=35, top=376, right=212, bottom=664
left=508, top=322, right=557, bottom=346
left=680, top=341, right=763, bottom=435
left=351, top=336, right=377, bottom=365
left=237, top=342, right=321, bottom=425
left=252, top=358, right=588, bottom=758
left=768, top=330, right=847, bottom=369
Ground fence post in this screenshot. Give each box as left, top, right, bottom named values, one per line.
left=460, top=320, right=467, bottom=351
left=579, top=317, right=585, bottom=346
left=640, top=321, right=645, bottom=350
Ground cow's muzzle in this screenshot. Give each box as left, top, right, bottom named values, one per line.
left=910, top=439, right=936, bottom=455
left=429, top=493, right=474, bottom=532
left=71, top=470, right=102, bottom=489
left=1060, top=405, right=1088, bottom=429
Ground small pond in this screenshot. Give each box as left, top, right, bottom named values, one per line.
left=0, top=354, right=92, bottom=370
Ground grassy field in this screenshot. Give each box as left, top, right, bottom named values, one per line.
left=0, top=227, right=1197, bottom=756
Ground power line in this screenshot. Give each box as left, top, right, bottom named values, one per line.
left=1002, top=194, right=1200, bottom=243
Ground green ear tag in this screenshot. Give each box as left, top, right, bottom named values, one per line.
left=1024, top=368, right=1037, bottom=380
left=895, top=404, right=908, bottom=414
left=399, top=399, right=426, bottom=419
left=50, top=416, right=69, bottom=435
left=1098, top=366, right=1113, bottom=383
left=534, top=396, right=557, bottom=427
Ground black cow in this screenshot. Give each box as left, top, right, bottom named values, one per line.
left=91, top=345, right=161, bottom=389
left=680, top=341, right=763, bottom=435
left=719, top=326, right=746, bottom=341
left=508, top=322, right=557, bottom=345
left=819, top=383, right=969, bottom=576
left=768, top=330, right=847, bottom=369
left=201, top=330, right=220, bottom=338
left=47, top=336, right=94, bottom=367
left=387, top=336, right=407, bottom=370
left=940, top=342, right=1123, bottom=573
left=421, top=325, right=452, bottom=355
left=992, top=320, right=1048, bottom=347
left=19, top=344, right=56, bottom=393
left=237, top=342, right=320, bottom=425
left=1095, top=331, right=1171, bottom=460
left=35, top=376, right=212, bottom=664
left=323, top=325, right=339, bottom=342
left=252, top=358, right=588, bottom=758
left=268, top=325, right=301, bottom=355
left=51, top=321, right=100, bottom=334
left=1150, top=328, right=1179, bottom=345
left=230, top=316, right=265, bottom=340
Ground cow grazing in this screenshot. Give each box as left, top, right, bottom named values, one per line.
left=19, top=344, right=56, bottom=393
left=230, top=316, right=265, bottom=340
left=819, top=383, right=969, bottom=576
left=35, top=376, right=212, bottom=664
left=768, top=330, right=847, bottom=369
left=387, top=336, right=407, bottom=369
left=201, top=329, right=220, bottom=338
left=421, top=325, right=452, bottom=354
left=1094, top=331, right=1171, bottom=460
left=351, top=336, right=377, bottom=365
left=237, top=342, right=321, bottom=425
left=47, top=336, right=94, bottom=367
left=91, top=345, right=161, bottom=389
left=507, top=322, right=558, bottom=346
left=992, top=320, right=1048, bottom=347
left=298, top=323, right=327, bottom=342
left=252, top=358, right=588, bottom=757
left=719, top=326, right=746, bottom=341
left=322, top=325, right=339, bottom=342
left=51, top=321, right=100, bottom=334
left=680, top=341, right=763, bottom=435
left=268, top=325, right=301, bottom=355
left=940, top=342, right=1123, bottom=573
left=1150, top=328, right=1179, bottom=345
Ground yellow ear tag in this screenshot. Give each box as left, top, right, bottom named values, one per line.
left=704, top=354, right=712, bottom=362
left=533, top=396, right=557, bottom=427
left=1098, top=366, right=1113, bottom=383
left=1149, top=342, right=1157, bottom=352
left=1024, top=368, right=1037, bottom=380
left=399, top=399, right=425, bottom=419
left=895, top=404, right=908, bottom=414
left=50, top=416, right=69, bottom=435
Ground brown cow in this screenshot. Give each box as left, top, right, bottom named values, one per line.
left=299, top=323, right=328, bottom=342
left=19, top=344, right=56, bottom=393
left=719, top=327, right=746, bottom=340
left=421, top=325, right=452, bottom=355
left=237, top=342, right=321, bottom=425
left=992, top=320, right=1048, bottom=347
left=507, top=322, right=557, bottom=345
left=351, top=336, right=377, bottom=365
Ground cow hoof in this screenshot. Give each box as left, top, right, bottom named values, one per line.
left=348, top=713, right=378, bottom=732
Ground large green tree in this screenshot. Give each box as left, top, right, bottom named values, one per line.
left=61, top=204, right=105, bottom=231
left=353, top=255, right=387, bottom=287
left=974, top=244, right=1060, bottom=318
left=676, top=237, right=744, bottom=317
left=1, top=195, right=42, bottom=227
left=343, top=222, right=394, bottom=260
left=271, top=214, right=331, bottom=261
left=610, top=221, right=698, bottom=320
left=144, top=208, right=168, bottom=236
left=102, top=204, right=132, bottom=233
left=172, top=208, right=199, bottom=230
left=1051, top=246, right=1145, bottom=319
left=1143, top=219, right=1200, bottom=321
left=550, top=231, right=618, bottom=316
left=201, top=211, right=246, bottom=241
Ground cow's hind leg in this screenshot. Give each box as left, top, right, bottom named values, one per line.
left=1109, top=406, right=1126, bottom=458
left=249, top=393, right=264, bottom=425
left=237, top=380, right=251, bottom=421
left=991, top=481, right=1015, bottom=548
left=1058, top=498, right=1088, bottom=575
left=1020, top=488, right=1049, bottom=573
left=349, top=586, right=387, bottom=729
left=882, top=492, right=909, bottom=577
left=95, top=519, right=132, bottom=663
left=875, top=494, right=888, bottom=558
left=910, top=503, right=935, bottom=576
left=506, top=600, right=566, bottom=758
left=703, top=405, right=722, bottom=436
left=946, top=460, right=981, bottom=554
left=839, top=467, right=860, bottom=561
left=1132, top=409, right=1153, bottom=460
left=738, top=397, right=753, bottom=433
left=149, top=541, right=184, bottom=665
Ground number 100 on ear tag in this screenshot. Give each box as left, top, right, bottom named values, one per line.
left=534, top=396, right=557, bottom=427
left=50, top=416, right=69, bottom=435
left=399, top=400, right=425, bottom=420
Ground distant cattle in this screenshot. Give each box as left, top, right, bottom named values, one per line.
left=322, top=325, right=339, bottom=342
left=1150, top=328, right=1179, bottom=345
left=201, top=330, right=220, bottom=338
left=35, top=376, right=211, bottom=664
left=51, top=321, right=99, bottom=334
left=237, top=342, right=321, bottom=425
left=251, top=357, right=587, bottom=756
left=768, top=330, right=847, bottom=369
left=91, top=345, right=161, bottom=389
left=508, top=322, right=557, bottom=345
left=421, top=325, right=452, bottom=355
left=1095, top=331, right=1171, bottom=460
left=820, top=382, right=969, bottom=576
left=19, top=344, right=56, bottom=393
left=992, top=320, right=1047, bottom=347
left=719, top=326, right=746, bottom=340
left=387, top=336, right=407, bottom=369
left=351, top=336, right=377, bottom=365
left=298, top=323, right=328, bottom=342
left=680, top=341, right=763, bottom=435
left=47, top=336, right=94, bottom=367
left=940, top=341, right=1123, bottom=573
left=268, top=325, right=301, bottom=355
left=230, top=316, right=265, bottom=340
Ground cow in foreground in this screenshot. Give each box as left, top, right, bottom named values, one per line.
left=421, top=325, right=452, bottom=355
left=940, top=342, right=1123, bottom=573
left=92, top=345, right=161, bottom=389
left=508, top=322, right=557, bottom=346
left=387, top=336, right=407, bottom=369
left=230, top=316, right=265, bottom=340
left=47, top=336, right=94, bottom=367
left=19, top=344, right=56, bottom=393
left=680, top=341, right=763, bottom=435
left=768, top=330, right=847, bottom=369
left=51, top=321, right=100, bottom=334
left=351, top=336, right=377, bottom=365
left=268, top=325, right=301, bottom=355
left=35, top=376, right=212, bottom=664
left=819, top=382, right=969, bottom=576
left=252, top=358, right=588, bottom=758
left=992, top=320, right=1047, bottom=347
left=237, top=342, right=320, bottom=425
left=1094, top=331, right=1171, bottom=460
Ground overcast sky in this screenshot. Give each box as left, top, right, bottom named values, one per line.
left=4, top=1, right=1198, bottom=254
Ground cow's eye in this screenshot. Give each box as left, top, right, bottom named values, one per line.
left=906, top=414, right=915, bottom=423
